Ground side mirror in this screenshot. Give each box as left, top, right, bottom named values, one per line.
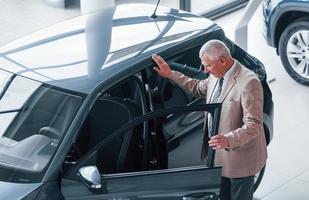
left=77, top=166, right=101, bottom=190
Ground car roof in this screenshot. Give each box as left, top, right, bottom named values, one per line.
left=0, top=4, right=218, bottom=94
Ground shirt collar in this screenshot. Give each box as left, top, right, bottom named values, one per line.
left=223, top=59, right=236, bottom=81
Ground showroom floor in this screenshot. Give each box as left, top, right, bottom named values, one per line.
left=1, top=1, right=309, bottom=199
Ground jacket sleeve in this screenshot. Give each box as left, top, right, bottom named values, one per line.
left=169, top=71, right=208, bottom=98
left=225, top=77, right=264, bottom=150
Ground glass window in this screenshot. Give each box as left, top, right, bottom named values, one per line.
left=163, top=111, right=206, bottom=168
left=147, top=46, right=208, bottom=169
left=191, top=0, right=236, bottom=14
left=190, top=0, right=249, bottom=18
left=0, top=69, right=84, bottom=183
left=0, top=76, right=40, bottom=111
left=0, top=113, right=16, bottom=137
left=64, top=76, right=146, bottom=175
left=0, top=69, right=12, bottom=94
left=116, top=0, right=179, bottom=10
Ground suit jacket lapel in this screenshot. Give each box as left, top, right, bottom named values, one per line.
left=218, top=61, right=241, bottom=103
left=207, top=75, right=217, bottom=103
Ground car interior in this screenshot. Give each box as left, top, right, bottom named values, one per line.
left=63, top=44, right=211, bottom=177
left=64, top=78, right=145, bottom=175
left=3, top=86, right=80, bottom=142
left=0, top=85, right=83, bottom=182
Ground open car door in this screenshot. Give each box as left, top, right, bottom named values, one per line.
left=61, top=103, right=222, bottom=200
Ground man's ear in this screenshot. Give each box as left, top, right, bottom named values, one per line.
left=219, top=56, right=226, bottom=65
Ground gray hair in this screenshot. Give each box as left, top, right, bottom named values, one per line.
left=199, top=39, right=231, bottom=60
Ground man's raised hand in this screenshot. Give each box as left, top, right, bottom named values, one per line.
left=152, top=54, right=172, bottom=78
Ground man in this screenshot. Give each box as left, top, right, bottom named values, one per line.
left=152, top=39, right=267, bottom=200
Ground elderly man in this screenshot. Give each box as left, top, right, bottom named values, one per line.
left=152, top=39, right=267, bottom=200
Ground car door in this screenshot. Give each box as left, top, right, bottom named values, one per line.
left=61, top=103, right=222, bottom=200
left=143, top=61, right=207, bottom=161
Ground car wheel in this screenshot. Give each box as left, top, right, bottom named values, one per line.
left=254, top=164, right=266, bottom=191
left=279, top=19, right=309, bottom=86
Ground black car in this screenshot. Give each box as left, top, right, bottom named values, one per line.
left=0, top=4, right=273, bottom=199
left=263, top=0, right=309, bottom=85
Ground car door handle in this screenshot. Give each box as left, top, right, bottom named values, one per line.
left=182, top=192, right=218, bottom=200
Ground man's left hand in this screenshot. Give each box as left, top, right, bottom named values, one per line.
left=209, top=134, right=229, bottom=149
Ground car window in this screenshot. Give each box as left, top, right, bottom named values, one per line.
left=63, top=101, right=221, bottom=180
left=64, top=75, right=147, bottom=175
left=148, top=46, right=209, bottom=169
left=144, top=46, right=204, bottom=112
left=0, top=69, right=12, bottom=94
left=0, top=76, right=41, bottom=112
left=0, top=69, right=84, bottom=183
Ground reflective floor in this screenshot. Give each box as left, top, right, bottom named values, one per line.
left=1, top=1, right=309, bottom=199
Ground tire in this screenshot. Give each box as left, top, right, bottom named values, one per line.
left=278, top=18, right=309, bottom=86
left=254, top=164, right=266, bottom=192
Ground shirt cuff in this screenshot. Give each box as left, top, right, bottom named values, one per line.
left=224, top=132, right=240, bottom=151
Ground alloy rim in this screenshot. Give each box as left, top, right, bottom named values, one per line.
left=286, top=30, right=309, bottom=79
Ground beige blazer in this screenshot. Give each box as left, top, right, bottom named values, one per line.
left=169, top=60, right=267, bottom=178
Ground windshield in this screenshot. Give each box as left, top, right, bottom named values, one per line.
left=0, top=69, right=84, bottom=183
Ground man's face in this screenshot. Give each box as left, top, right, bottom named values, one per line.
left=201, top=54, right=225, bottom=78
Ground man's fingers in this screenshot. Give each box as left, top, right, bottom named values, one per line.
left=152, top=54, right=172, bottom=78
left=209, top=138, right=222, bottom=144
left=152, top=54, right=161, bottom=63
left=152, top=58, right=164, bottom=70
left=209, top=139, right=218, bottom=144
left=209, top=135, right=228, bottom=149
left=153, top=67, right=166, bottom=77
left=153, top=67, right=160, bottom=73
left=209, top=140, right=220, bottom=146
left=209, top=136, right=225, bottom=148
left=152, top=54, right=167, bottom=66
left=210, top=135, right=221, bottom=140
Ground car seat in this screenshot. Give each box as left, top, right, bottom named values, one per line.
left=87, top=96, right=142, bottom=174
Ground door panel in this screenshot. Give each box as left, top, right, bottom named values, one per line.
left=62, top=103, right=222, bottom=200
left=168, top=126, right=205, bottom=169
left=163, top=98, right=204, bottom=143
left=162, top=98, right=206, bottom=169
left=62, top=166, right=221, bottom=200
